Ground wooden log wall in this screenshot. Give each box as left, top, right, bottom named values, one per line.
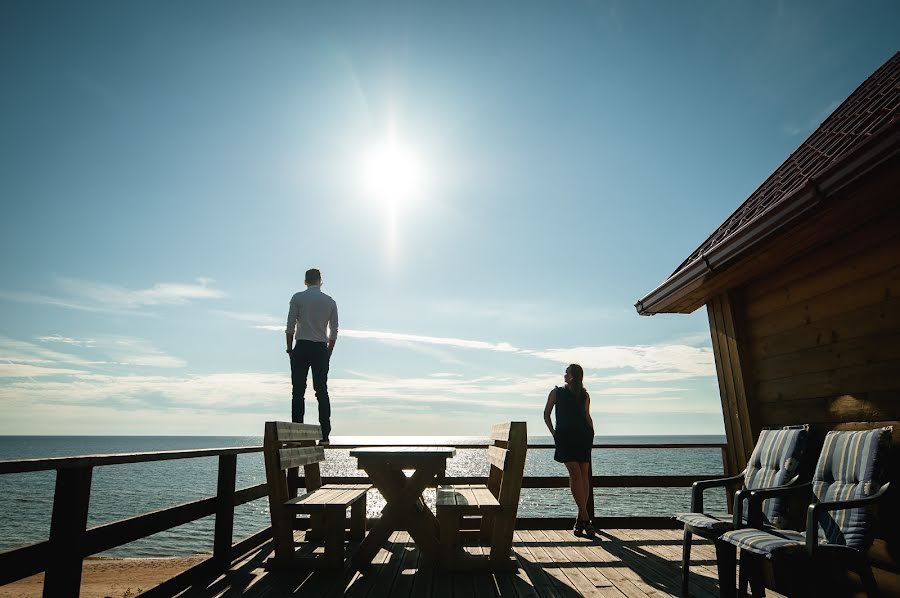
left=726, top=202, right=900, bottom=595
left=741, top=204, right=900, bottom=440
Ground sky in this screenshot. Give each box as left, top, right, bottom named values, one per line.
left=0, top=1, right=897, bottom=437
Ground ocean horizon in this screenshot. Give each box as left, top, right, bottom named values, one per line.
left=0, top=435, right=727, bottom=558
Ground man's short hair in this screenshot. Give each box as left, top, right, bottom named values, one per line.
left=305, top=268, right=322, bottom=284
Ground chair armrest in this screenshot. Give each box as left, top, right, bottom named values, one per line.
left=732, top=488, right=752, bottom=528
left=745, top=478, right=809, bottom=528
left=805, top=482, right=892, bottom=558
left=691, top=472, right=745, bottom=512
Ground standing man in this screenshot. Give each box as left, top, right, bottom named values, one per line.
left=285, top=268, right=338, bottom=444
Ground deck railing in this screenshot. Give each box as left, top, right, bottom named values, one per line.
left=0, top=441, right=726, bottom=597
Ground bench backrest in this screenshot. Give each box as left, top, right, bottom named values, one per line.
left=263, top=421, right=326, bottom=498
left=485, top=421, right=528, bottom=511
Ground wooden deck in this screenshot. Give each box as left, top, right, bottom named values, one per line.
left=160, top=528, right=772, bottom=598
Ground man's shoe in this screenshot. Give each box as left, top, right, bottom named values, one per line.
left=320, top=439, right=330, bottom=446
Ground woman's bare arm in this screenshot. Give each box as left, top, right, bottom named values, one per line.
left=585, top=392, right=594, bottom=432
left=543, top=389, right=557, bottom=437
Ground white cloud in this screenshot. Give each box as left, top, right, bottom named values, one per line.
left=57, top=277, right=225, bottom=308
left=0, top=363, right=85, bottom=378
left=591, top=386, right=686, bottom=396
left=0, top=400, right=279, bottom=436
left=0, top=336, right=99, bottom=366
left=429, top=300, right=626, bottom=329
left=36, top=335, right=96, bottom=347
left=0, top=277, right=225, bottom=314
left=597, top=371, right=704, bottom=383
left=0, top=290, right=119, bottom=313
left=242, top=315, right=715, bottom=381
left=341, top=328, right=521, bottom=353
left=531, top=344, right=714, bottom=377
left=0, top=368, right=700, bottom=412
left=0, top=372, right=287, bottom=407
left=0, top=358, right=721, bottom=436
left=101, top=337, right=186, bottom=368
left=0, top=335, right=185, bottom=372
left=236, top=313, right=712, bottom=382
left=216, top=310, right=282, bottom=325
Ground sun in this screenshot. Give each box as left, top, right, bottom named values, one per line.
left=361, top=138, right=424, bottom=203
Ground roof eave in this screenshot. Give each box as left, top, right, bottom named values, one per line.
left=635, top=121, right=900, bottom=316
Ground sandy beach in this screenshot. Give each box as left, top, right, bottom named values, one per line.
left=0, top=555, right=208, bottom=598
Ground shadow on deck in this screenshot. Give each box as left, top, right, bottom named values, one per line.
left=160, top=529, right=729, bottom=598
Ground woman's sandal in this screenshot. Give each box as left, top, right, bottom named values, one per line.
left=573, top=518, right=586, bottom=536
left=583, top=520, right=597, bottom=536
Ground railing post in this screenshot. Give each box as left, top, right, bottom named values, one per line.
left=587, top=460, right=596, bottom=522
left=213, top=454, right=237, bottom=564
left=721, top=445, right=734, bottom=514
left=44, top=466, right=92, bottom=598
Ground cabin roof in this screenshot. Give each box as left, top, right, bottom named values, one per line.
left=636, top=51, right=900, bottom=315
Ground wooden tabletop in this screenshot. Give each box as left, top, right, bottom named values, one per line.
left=350, top=446, right=456, bottom=459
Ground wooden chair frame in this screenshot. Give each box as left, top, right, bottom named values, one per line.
left=263, top=421, right=369, bottom=569
left=437, top=421, right=527, bottom=571
left=723, top=481, right=893, bottom=598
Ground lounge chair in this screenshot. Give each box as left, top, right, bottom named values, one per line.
left=719, top=427, right=893, bottom=598
left=675, top=425, right=809, bottom=596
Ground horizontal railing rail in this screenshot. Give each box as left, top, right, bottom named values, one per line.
left=0, top=442, right=725, bottom=473
left=0, top=441, right=726, bottom=596
left=0, top=446, right=263, bottom=474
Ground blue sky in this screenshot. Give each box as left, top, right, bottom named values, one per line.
left=1, top=1, right=897, bottom=436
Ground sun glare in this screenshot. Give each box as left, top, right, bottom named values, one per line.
left=361, top=138, right=424, bottom=203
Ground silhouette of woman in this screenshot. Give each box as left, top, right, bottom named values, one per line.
left=543, top=363, right=595, bottom=535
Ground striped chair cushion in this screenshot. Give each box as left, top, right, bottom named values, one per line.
left=675, top=512, right=733, bottom=532
left=811, top=427, right=892, bottom=549
left=720, top=528, right=808, bottom=559
left=743, top=426, right=808, bottom=527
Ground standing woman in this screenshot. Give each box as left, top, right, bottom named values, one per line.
left=543, top=363, right=595, bottom=536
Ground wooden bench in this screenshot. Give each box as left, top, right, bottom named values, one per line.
left=436, top=421, right=527, bottom=571
left=263, top=421, right=371, bottom=568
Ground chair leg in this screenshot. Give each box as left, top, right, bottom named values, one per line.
left=746, top=553, right=765, bottom=598
left=738, top=550, right=763, bottom=598
left=771, top=556, right=814, bottom=598
left=681, top=527, right=692, bottom=596
left=715, top=539, right=737, bottom=598
left=307, top=512, right=325, bottom=541
left=857, top=560, right=880, bottom=598
left=350, top=497, right=366, bottom=540
left=438, top=511, right=461, bottom=568
left=737, top=553, right=747, bottom=598
left=323, top=508, right=345, bottom=568
left=489, top=514, right=516, bottom=565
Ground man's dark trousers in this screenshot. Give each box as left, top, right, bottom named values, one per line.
left=289, top=340, right=331, bottom=440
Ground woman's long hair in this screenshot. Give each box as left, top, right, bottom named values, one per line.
left=567, top=363, right=586, bottom=399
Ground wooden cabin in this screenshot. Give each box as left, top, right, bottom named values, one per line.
left=636, top=51, right=900, bottom=595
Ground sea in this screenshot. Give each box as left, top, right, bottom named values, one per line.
left=0, top=435, right=727, bottom=558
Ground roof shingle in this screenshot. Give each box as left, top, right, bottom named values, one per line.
left=672, top=51, right=900, bottom=277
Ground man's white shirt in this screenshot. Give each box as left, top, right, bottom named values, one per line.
left=285, top=286, right=338, bottom=343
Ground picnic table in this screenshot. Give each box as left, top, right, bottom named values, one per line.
left=350, top=446, right=456, bottom=568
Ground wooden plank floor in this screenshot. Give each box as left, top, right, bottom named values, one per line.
left=170, top=529, right=770, bottom=597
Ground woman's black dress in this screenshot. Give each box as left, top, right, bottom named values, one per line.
left=553, top=386, right=594, bottom=463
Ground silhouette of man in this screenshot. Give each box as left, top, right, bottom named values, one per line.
left=285, top=268, right=338, bottom=444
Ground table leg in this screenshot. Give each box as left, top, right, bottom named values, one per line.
left=352, top=463, right=443, bottom=568
left=377, top=466, right=442, bottom=559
